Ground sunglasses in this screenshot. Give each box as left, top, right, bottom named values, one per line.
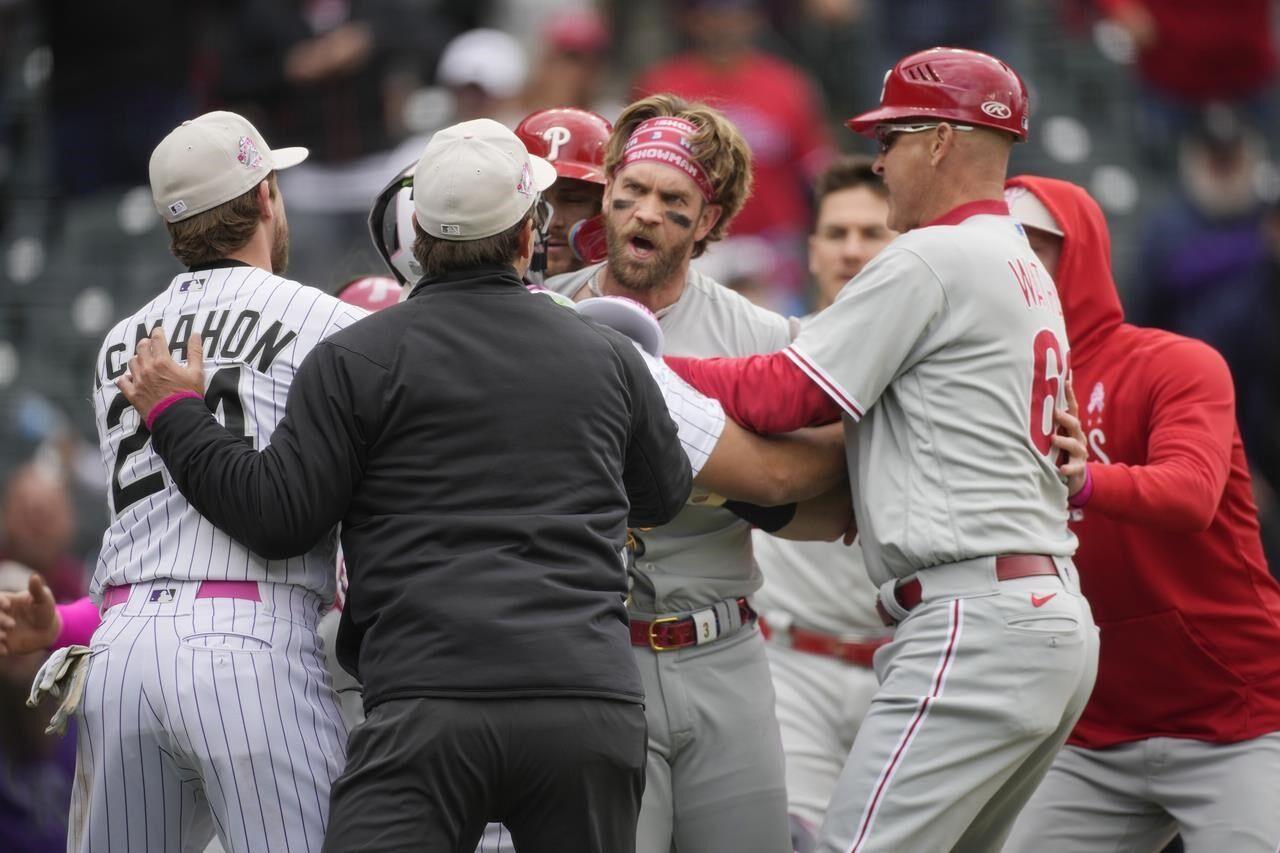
left=875, top=122, right=975, bottom=155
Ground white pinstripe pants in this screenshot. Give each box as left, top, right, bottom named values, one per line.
left=69, top=580, right=347, bottom=853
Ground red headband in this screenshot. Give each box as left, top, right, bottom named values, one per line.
left=619, top=117, right=717, bottom=202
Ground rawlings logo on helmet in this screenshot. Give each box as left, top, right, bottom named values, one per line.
left=848, top=49, right=1030, bottom=142
left=541, top=126, right=572, bottom=161
left=981, top=101, right=1012, bottom=119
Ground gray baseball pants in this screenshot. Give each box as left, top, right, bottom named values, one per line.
left=817, top=557, right=1099, bottom=853
left=635, top=622, right=792, bottom=853
left=765, top=640, right=879, bottom=836
left=1004, top=732, right=1280, bottom=852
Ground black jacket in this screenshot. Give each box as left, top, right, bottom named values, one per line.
left=150, top=264, right=691, bottom=706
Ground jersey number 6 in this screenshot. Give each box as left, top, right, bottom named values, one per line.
left=1028, top=328, right=1067, bottom=457
left=108, top=366, right=254, bottom=514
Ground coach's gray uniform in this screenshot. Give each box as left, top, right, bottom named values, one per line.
left=551, top=263, right=797, bottom=853
left=79, top=263, right=364, bottom=853
left=780, top=207, right=1099, bottom=852
left=753, top=531, right=886, bottom=839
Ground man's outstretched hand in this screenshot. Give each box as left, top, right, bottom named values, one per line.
left=0, top=573, right=60, bottom=655
left=1053, top=377, right=1089, bottom=497
left=117, top=328, right=206, bottom=423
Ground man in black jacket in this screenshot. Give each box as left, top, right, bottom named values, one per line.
left=116, top=118, right=692, bottom=853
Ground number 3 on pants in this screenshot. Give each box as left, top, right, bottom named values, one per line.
left=1027, top=328, right=1067, bottom=456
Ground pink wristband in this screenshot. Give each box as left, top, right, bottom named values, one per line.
left=54, top=597, right=102, bottom=650
left=145, top=390, right=203, bottom=431
left=1068, top=465, right=1094, bottom=509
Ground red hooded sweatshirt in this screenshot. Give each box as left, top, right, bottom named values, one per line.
left=1008, top=175, right=1280, bottom=748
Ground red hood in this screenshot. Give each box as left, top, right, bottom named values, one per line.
left=1006, top=175, right=1124, bottom=361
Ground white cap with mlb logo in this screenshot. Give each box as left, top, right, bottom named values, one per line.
left=149, top=111, right=309, bottom=223
left=1004, top=184, right=1063, bottom=237
left=412, top=118, right=557, bottom=241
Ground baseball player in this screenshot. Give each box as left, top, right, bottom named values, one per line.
left=372, top=112, right=599, bottom=291
left=752, top=156, right=896, bottom=852
left=59, top=111, right=362, bottom=853
left=112, top=117, right=699, bottom=853
left=366, top=143, right=849, bottom=523
left=1001, top=177, right=1280, bottom=852
left=547, top=94, right=804, bottom=853
left=334, top=274, right=403, bottom=313
left=318, top=271, right=839, bottom=853
left=0, top=270, right=513, bottom=852
left=320, top=276, right=401, bottom=725
left=368, top=108, right=612, bottom=291
left=665, top=48, right=1100, bottom=852
left=515, top=107, right=612, bottom=278
left=0, top=277, right=394, bottom=718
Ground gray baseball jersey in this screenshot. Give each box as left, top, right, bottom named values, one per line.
left=549, top=262, right=797, bottom=612
left=753, top=310, right=881, bottom=634
left=790, top=207, right=1098, bottom=853
left=549, top=262, right=797, bottom=853
left=750, top=318, right=889, bottom=844
left=783, top=211, right=1076, bottom=587
left=753, top=535, right=881, bottom=636
left=89, top=265, right=366, bottom=601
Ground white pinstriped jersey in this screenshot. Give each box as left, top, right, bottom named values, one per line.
left=753, top=533, right=882, bottom=636
left=785, top=211, right=1077, bottom=586
left=89, top=264, right=368, bottom=602
left=635, top=345, right=725, bottom=477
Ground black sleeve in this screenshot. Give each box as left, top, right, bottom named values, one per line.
left=148, top=342, right=384, bottom=558
left=724, top=500, right=798, bottom=532
left=615, top=341, right=693, bottom=526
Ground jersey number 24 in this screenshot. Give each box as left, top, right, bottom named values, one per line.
left=107, top=366, right=254, bottom=514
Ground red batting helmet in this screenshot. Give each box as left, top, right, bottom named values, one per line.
left=515, top=108, right=612, bottom=185
left=336, top=276, right=403, bottom=313
left=845, top=47, right=1029, bottom=142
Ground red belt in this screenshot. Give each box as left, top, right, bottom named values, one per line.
left=631, top=598, right=757, bottom=651
left=760, top=618, right=889, bottom=668
left=102, top=580, right=262, bottom=611
left=876, top=555, right=1059, bottom=627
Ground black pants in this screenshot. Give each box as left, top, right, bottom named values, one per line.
left=323, top=696, right=647, bottom=853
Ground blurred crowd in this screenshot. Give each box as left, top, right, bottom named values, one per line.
left=0, top=0, right=1278, bottom=848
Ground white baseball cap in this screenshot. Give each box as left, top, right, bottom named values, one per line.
left=437, top=29, right=528, bottom=99
left=149, top=111, right=308, bottom=223
left=1004, top=185, right=1063, bottom=237
left=412, top=118, right=556, bottom=241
